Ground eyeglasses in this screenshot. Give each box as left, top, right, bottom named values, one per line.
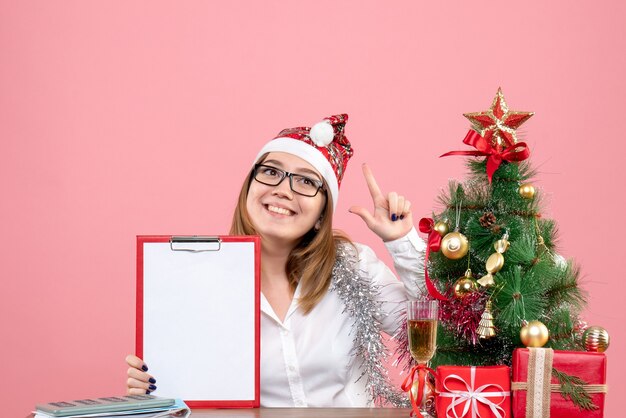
left=253, top=164, right=325, bottom=197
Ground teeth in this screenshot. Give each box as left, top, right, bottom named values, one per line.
left=267, top=205, right=293, bottom=216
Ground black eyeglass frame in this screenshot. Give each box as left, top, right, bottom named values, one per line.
left=253, top=164, right=326, bottom=197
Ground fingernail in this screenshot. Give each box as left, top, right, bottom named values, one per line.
left=142, top=365, right=149, bottom=372
left=146, top=390, right=151, bottom=394
left=391, top=214, right=397, bottom=222
left=400, top=215, right=405, bottom=220
left=149, top=384, right=157, bottom=391
left=149, top=377, right=156, bottom=384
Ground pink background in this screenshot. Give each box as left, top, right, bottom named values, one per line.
left=1, top=1, right=623, bottom=416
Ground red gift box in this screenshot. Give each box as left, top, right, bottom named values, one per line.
left=436, top=365, right=511, bottom=418
left=512, top=348, right=607, bottom=417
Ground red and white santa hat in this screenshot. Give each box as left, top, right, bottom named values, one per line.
left=255, top=114, right=353, bottom=211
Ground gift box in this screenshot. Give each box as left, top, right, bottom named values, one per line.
left=511, top=348, right=607, bottom=417
left=436, top=365, right=511, bottom=418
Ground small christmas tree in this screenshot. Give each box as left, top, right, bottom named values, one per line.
left=398, top=88, right=588, bottom=368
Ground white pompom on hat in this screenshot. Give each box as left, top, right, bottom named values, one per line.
left=309, top=120, right=335, bottom=146
left=254, top=114, right=353, bottom=211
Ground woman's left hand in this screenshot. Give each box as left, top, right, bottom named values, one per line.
left=349, top=163, right=414, bottom=242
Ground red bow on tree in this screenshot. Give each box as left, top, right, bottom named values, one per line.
left=441, top=130, right=530, bottom=183
left=418, top=218, right=448, bottom=301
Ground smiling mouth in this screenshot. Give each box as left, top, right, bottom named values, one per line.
left=265, top=204, right=295, bottom=216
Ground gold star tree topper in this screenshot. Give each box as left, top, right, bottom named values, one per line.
left=463, top=88, right=534, bottom=152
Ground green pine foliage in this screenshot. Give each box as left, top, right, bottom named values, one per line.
left=428, top=158, right=587, bottom=367
left=552, top=368, right=599, bottom=410
left=435, top=323, right=515, bottom=367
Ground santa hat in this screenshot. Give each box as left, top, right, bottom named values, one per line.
left=255, top=114, right=353, bottom=211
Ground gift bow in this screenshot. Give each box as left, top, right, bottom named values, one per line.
left=439, top=366, right=510, bottom=418
left=418, top=218, right=448, bottom=301
left=441, top=129, right=530, bottom=183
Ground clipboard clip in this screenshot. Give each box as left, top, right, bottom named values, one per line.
left=170, top=236, right=222, bottom=252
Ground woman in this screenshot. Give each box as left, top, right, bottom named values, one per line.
left=126, top=114, right=426, bottom=406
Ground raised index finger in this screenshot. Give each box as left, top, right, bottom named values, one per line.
left=362, top=163, right=384, bottom=202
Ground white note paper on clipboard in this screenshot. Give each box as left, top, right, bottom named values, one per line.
left=137, top=235, right=260, bottom=408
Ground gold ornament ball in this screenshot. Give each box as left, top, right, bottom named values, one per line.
left=520, top=320, right=550, bottom=347
left=582, top=326, right=610, bottom=352
left=519, top=183, right=536, bottom=199
left=411, top=377, right=436, bottom=405
left=454, top=276, right=478, bottom=298
left=441, top=232, right=469, bottom=260
left=433, top=220, right=449, bottom=237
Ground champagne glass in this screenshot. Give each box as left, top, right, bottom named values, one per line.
left=407, top=299, right=438, bottom=417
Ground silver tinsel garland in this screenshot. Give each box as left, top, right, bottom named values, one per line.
left=329, top=243, right=409, bottom=407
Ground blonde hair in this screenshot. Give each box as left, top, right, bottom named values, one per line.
left=229, top=161, right=352, bottom=314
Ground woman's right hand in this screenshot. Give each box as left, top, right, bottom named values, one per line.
left=349, top=163, right=414, bottom=242
left=125, top=354, right=157, bottom=395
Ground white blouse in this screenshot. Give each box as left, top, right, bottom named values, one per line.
left=260, top=228, right=426, bottom=407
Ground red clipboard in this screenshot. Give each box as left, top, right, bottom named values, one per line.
left=137, top=235, right=261, bottom=408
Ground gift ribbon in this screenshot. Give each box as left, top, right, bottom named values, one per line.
left=524, top=348, right=553, bottom=418
left=440, top=130, right=530, bottom=183
left=439, top=366, right=510, bottom=418
left=418, top=218, right=448, bottom=301
left=401, top=364, right=438, bottom=416
left=511, top=382, right=608, bottom=393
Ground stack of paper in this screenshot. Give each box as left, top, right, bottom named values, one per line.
left=34, top=396, right=190, bottom=418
